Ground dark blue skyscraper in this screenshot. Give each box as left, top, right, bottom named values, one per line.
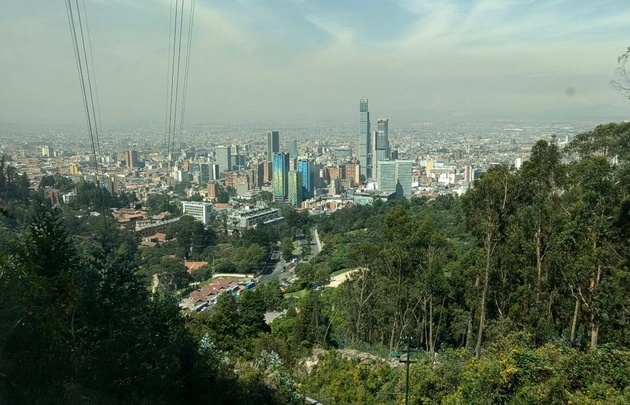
left=267, top=131, right=280, bottom=162
left=297, top=159, right=314, bottom=200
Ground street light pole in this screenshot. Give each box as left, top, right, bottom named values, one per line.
left=399, top=336, right=417, bottom=405
left=361, top=361, right=369, bottom=405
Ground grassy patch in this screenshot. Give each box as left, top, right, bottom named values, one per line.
left=284, top=289, right=308, bottom=300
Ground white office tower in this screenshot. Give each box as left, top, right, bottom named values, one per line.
left=182, top=201, right=214, bottom=224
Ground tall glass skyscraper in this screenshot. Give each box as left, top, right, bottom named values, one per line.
left=297, top=159, right=314, bottom=199
left=288, top=170, right=303, bottom=208
left=286, top=139, right=298, bottom=158
left=273, top=152, right=289, bottom=201
left=358, top=99, right=371, bottom=181
left=215, top=146, right=231, bottom=178
left=267, top=131, right=280, bottom=162
left=372, top=118, right=390, bottom=178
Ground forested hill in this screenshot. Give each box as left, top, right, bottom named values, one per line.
left=0, top=166, right=299, bottom=402
left=315, top=123, right=630, bottom=355
left=296, top=122, right=630, bottom=403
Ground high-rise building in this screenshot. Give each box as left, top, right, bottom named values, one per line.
left=372, top=119, right=390, bottom=178
left=323, top=166, right=342, bottom=183
left=273, top=152, right=290, bottom=201
left=465, top=164, right=473, bottom=183
left=263, top=161, right=273, bottom=183
left=342, top=163, right=359, bottom=186
left=215, top=146, right=231, bottom=177
left=211, top=164, right=220, bottom=181
left=199, top=163, right=210, bottom=184
left=297, top=159, right=314, bottom=199
left=247, top=165, right=265, bottom=190
left=207, top=183, right=219, bottom=199
left=375, top=119, right=390, bottom=159
left=182, top=201, right=214, bottom=224
left=125, top=150, right=139, bottom=168
left=42, top=146, right=54, bottom=158
left=358, top=99, right=371, bottom=181
left=97, top=173, right=118, bottom=195
left=329, top=177, right=342, bottom=195
left=377, top=160, right=413, bottom=199
left=267, top=131, right=280, bottom=162
left=248, top=162, right=265, bottom=188
left=288, top=171, right=303, bottom=208
left=286, top=139, right=298, bottom=158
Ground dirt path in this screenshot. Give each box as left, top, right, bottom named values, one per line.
left=327, top=268, right=360, bottom=287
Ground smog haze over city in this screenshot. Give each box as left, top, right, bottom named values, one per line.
left=2, top=0, right=630, bottom=130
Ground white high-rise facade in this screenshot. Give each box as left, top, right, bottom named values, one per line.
left=182, top=201, right=214, bottom=224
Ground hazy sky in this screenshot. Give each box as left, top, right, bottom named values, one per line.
left=1, top=0, right=630, bottom=127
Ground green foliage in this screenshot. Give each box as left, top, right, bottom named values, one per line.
left=259, top=190, right=273, bottom=202
left=153, top=256, right=191, bottom=292
left=213, top=185, right=236, bottom=203
left=186, top=290, right=270, bottom=356
left=190, top=263, right=213, bottom=282
left=39, top=174, right=76, bottom=192
left=566, top=122, right=630, bottom=161
left=166, top=215, right=217, bottom=259
left=295, top=262, right=314, bottom=286
left=0, top=203, right=293, bottom=404
left=280, top=236, right=294, bottom=261
left=69, top=181, right=124, bottom=211
left=145, top=192, right=181, bottom=216
left=240, top=224, right=279, bottom=253
left=0, top=156, right=30, bottom=203
left=291, top=291, right=333, bottom=349
left=236, top=243, right=267, bottom=273
left=301, top=342, right=630, bottom=405
left=256, top=279, right=286, bottom=311
left=309, top=127, right=630, bottom=361
left=214, top=260, right=237, bottom=273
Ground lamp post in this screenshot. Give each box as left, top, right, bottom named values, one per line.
left=361, top=360, right=370, bottom=405
left=399, top=336, right=417, bottom=405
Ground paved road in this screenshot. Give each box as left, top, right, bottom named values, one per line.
left=258, top=249, right=294, bottom=284
left=310, top=226, right=322, bottom=258
left=257, top=228, right=327, bottom=285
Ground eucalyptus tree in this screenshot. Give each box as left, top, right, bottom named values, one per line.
left=562, top=157, right=625, bottom=349
left=561, top=124, right=630, bottom=349
left=508, top=140, right=567, bottom=342
left=462, top=165, right=520, bottom=359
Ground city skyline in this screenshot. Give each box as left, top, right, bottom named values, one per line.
left=1, top=1, right=630, bottom=129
